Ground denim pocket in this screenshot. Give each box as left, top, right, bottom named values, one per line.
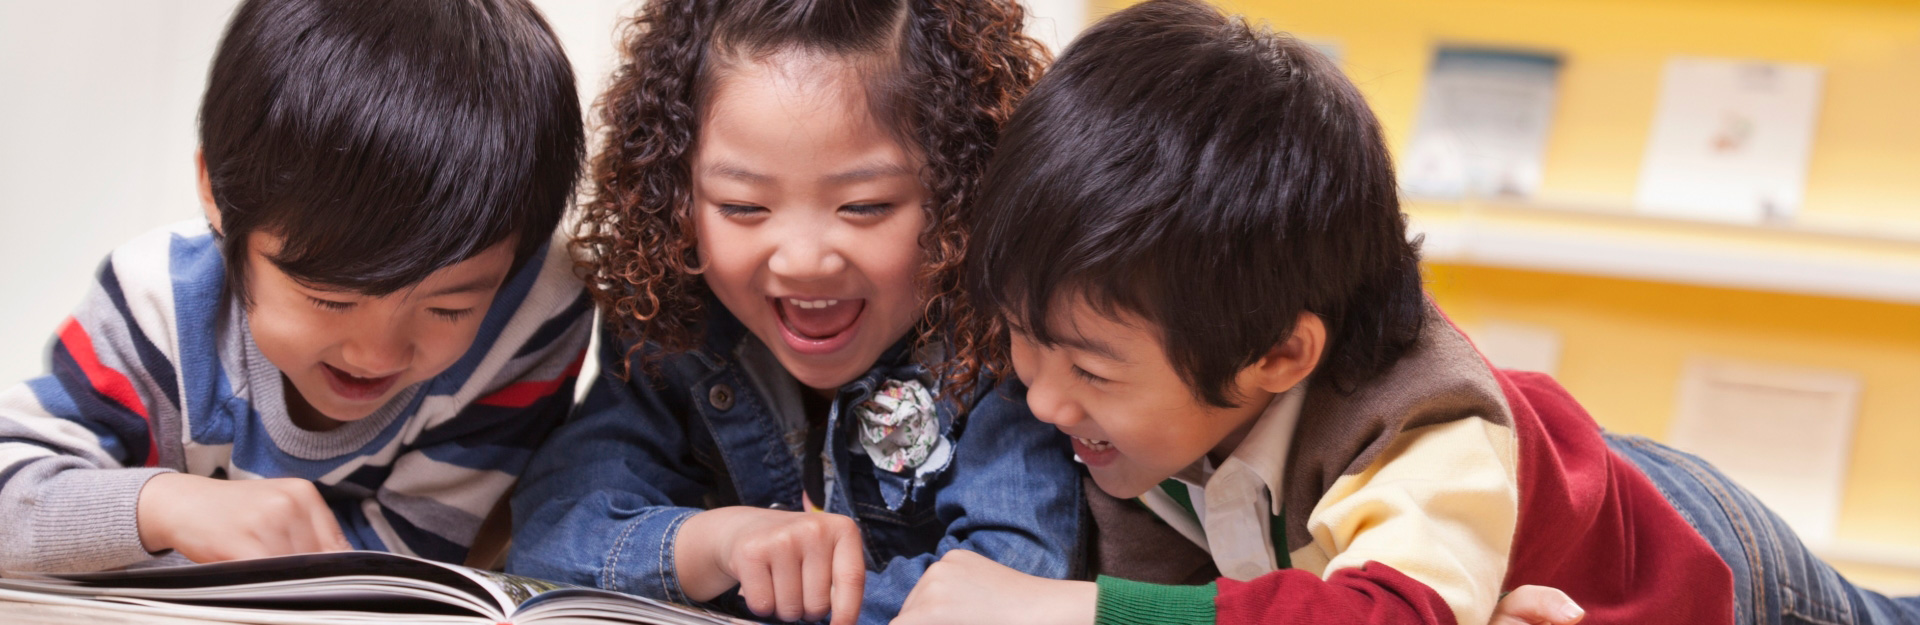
left=843, top=449, right=949, bottom=563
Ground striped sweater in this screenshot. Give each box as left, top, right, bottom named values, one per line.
left=0, top=221, right=592, bottom=573
left=1087, top=303, right=1734, bottom=625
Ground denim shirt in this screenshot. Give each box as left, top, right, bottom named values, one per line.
left=506, top=310, right=1083, bottom=624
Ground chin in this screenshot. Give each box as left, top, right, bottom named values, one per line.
left=313, top=402, right=380, bottom=423
left=774, top=352, right=868, bottom=392
left=790, top=367, right=861, bottom=394
left=1090, top=470, right=1156, bottom=500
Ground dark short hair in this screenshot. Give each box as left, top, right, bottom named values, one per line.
left=200, top=0, right=584, bottom=303
left=964, top=0, right=1425, bottom=406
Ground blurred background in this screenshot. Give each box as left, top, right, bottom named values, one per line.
left=1140, top=0, right=1920, bottom=593
left=2, top=0, right=1915, bottom=593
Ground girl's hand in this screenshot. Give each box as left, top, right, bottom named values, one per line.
left=136, top=473, right=351, bottom=562
left=1491, top=585, right=1586, bottom=625
left=676, top=506, right=866, bottom=625
left=893, top=549, right=1095, bottom=625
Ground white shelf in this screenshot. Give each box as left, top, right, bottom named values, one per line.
left=1407, top=200, right=1920, bottom=306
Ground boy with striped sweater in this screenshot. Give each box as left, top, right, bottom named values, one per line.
left=894, top=1, right=1920, bottom=624
left=0, top=0, right=589, bottom=572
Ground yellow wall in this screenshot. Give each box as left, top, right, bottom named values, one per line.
left=1084, top=0, right=1920, bottom=553
left=1427, top=264, right=1920, bottom=550
left=1088, top=0, right=1920, bottom=223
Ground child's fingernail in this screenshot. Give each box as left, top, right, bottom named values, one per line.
left=1559, top=602, right=1585, bottom=621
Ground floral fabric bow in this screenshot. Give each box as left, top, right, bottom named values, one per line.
left=852, top=379, right=940, bottom=473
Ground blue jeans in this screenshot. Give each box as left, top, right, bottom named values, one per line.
left=1607, top=433, right=1920, bottom=625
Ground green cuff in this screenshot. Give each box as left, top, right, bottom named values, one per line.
left=1094, top=576, right=1216, bottom=625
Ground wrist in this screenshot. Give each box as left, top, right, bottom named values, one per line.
left=1094, top=576, right=1217, bottom=625
left=1046, top=579, right=1099, bottom=625
left=134, top=472, right=190, bottom=553
left=673, top=507, right=743, bottom=601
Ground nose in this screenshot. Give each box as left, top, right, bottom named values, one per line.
left=767, top=230, right=847, bottom=281
left=1023, top=372, right=1084, bottom=430
left=340, top=327, right=412, bottom=376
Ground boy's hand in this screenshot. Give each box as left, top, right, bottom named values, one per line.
left=675, top=506, right=866, bottom=625
left=1491, top=585, right=1586, bottom=625
left=136, top=473, right=351, bottom=562
left=893, top=549, right=1094, bottom=625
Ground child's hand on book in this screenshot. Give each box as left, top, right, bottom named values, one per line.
left=136, top=473, right=352, bottom=562
left=894, top=549, right=1094, bottom=625
left=674, top=506, right=866, bottom=625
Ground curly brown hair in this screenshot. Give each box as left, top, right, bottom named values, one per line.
left=573, top=0, right=1047, bottom=396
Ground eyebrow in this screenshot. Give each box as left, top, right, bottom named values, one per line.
left=707, top=162, right=772, bottom=184
left=1055, top=330, right=1126, bottom=363
left=823, top=162, right=916, bottom=184
left=701, top=160, right=916, bottom=185
left=420, top=274, right=505, bottom=298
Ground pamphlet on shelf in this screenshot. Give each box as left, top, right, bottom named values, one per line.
left=1402, top=45, right=1564, bottom=201
left=1635, top=57, right=1825, bottom=224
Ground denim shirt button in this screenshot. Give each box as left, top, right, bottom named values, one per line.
left=767, top=502, right=789, bottom=511
left=708, top=384, right=735, bottom=411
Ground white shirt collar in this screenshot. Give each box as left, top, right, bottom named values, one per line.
left=1213, top=381, right=1307, bottom=516
left=1141, top=382, right=1308, bottom=580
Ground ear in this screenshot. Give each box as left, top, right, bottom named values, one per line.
left=196, top=149, right=222, bottom=236
left=1248, top=312, right=1325, bottom=394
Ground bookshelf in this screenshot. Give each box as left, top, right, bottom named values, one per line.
left=1406, top=200, right=1920, bottom=305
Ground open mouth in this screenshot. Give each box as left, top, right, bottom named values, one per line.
left=773, top=297, right=865, bottom=355
left=1072, top=435, right=1113, bottom=452
left=1068, top=434, right=1118, bottom=466
left=322, top=363, right=400, bottom=402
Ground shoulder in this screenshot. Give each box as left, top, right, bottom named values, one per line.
left=501, top=227, right=590, bottom=320
left=77, top=220, right=223, bottom=354
left=101, top=220, right=221, bottom=302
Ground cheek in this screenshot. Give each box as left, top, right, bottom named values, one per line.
left=245, top=300, right=325, bottom=366
left=401, top=319, right=481, bottom=379
left=861, top=213, right=929, bottom=300
left=693, top=217, right=765, bottom=295
left=1008, top=339, right=1036, bottom=387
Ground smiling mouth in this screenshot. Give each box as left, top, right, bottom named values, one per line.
left=1072, top=435, right=1113, bottom=452
left=322, top=363, right=400, bottom=402
left=776, top=297, right=863, bottom=339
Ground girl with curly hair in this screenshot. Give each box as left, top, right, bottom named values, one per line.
left=504, top=0, right=1080, bottom=623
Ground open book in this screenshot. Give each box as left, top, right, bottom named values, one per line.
left=0, top=551, right=758, bottom=624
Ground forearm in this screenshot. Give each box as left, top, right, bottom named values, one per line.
left=505, top=482, right=706, bottom=602
left=1093, top=565, right=1459, bottom=625
left=0, top=458, right=174, bottom=572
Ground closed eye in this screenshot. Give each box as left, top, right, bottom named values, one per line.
left=307, top=296, right=353, bottom=312
left=429, top=308, right=476, bottom=322
left=1071, top=365, right=1109, bottom=385
left=839, top=203, right=894, bottom=218
left=716, top=203, right=767, bottom=218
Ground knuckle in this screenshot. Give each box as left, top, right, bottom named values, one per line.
left=264, top=491, right=298, bottom=511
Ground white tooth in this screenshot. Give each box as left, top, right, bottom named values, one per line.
left=824, top=299, right=838, bottom=306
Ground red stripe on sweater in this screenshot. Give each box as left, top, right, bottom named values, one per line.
left=475, top=350, right=586, bottom=408
left=58, top=317, right=159, bottom=466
